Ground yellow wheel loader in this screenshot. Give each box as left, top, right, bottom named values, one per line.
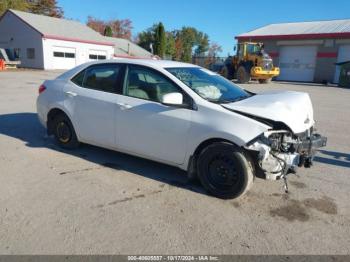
left=221, top=42, right=280, bottom=83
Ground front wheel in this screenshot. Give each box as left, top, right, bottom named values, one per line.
left=237, top=66, right=251, bottom=83
left=221, top=65, right=234, bottom=80
left=197, top=142, right=254, bottom=199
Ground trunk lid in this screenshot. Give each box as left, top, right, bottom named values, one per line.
left=222, top=90, right=314, bottom=134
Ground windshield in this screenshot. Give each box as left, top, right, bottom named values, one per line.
left=166, top=67, right=251, bottom=103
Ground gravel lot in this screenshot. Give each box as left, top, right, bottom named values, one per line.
left=0, top=70, right=349, bottom=255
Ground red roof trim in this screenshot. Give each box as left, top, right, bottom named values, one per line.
left=236, top=32, right=350, bottom=41
left=317, top=52, right=338, bottom=58
left=43, top=34, right=115, bottom=46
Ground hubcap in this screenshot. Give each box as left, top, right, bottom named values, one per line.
left=207, top=154, right=238, bottom=190
left=56, top=121, right=71, bottom=143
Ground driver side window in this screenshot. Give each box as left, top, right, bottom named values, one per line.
left=123, top=65, right=182, bottom=103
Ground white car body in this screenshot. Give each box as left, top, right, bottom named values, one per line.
left=37, top=59, right=326, bottom=188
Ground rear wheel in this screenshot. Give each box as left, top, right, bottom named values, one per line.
left=237, top=66, right=251, bottom=83
left=52, top=113, right=79, bottom=149
left=197, top=142, right=254, bottom=199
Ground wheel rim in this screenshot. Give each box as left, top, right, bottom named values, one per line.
left=207, top=154, right=238, bottom=191
left=56, top=121, right=71, bottom=143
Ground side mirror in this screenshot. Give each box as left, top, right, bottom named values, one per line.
left=161, top=92, right=183, bottom=106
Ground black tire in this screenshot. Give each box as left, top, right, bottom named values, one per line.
left=197, top=142, right=254, bottom=199
left=237, top=66, right=251, bottom=83
left=52, top=113, right=79, bottom=149
left=221, top=65, right=234, bottom=80
left=258, top=79, right=270, bottom=84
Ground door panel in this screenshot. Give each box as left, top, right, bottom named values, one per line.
left=278, top=46, right=317, bottom=82
left=65, top=85, right=118, bottom=146
left=115, top=64, right=192, bottom=165
left=115, top=95, right=191, bottom=164
left=64, top=64, right=122, bottom=147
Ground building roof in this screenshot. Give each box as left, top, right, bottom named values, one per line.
left=236, top=19, right=350, bottom=40
left=6, top=9, right=114, bottom=46
left=2, top=9, right=155, bottom=57
left=103, top=36, right=153, bottom=58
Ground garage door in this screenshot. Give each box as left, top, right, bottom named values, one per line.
left=334, top=45, right=350, bottom=84
left=89, top=50, right=107, bottom=61
left=52, top=46, right=76, bottom=69
left=278, top=46, right=317, bottom=82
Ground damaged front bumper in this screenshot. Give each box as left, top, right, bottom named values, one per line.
left=245, top=129, right=327, bottom=180
left=296, top=133, right=327, bottom=168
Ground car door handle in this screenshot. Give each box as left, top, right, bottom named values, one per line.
left=65, top=91, right=77, bottom=97
left=116, top=102, right=133, bottom=110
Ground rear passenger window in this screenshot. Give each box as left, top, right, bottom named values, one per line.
left=71, top=70, right=85, bottom=87
left=82, top=65, right=121, bottom=93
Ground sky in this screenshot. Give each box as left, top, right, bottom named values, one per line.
left=58, top=0, right=350, bottom=55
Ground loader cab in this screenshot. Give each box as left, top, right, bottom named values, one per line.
left=236, top=42, right=264, bottom=59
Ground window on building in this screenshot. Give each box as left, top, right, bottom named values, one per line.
left=53, top=52, right=75, bottom=58
left=65, top=52, right=75, bottom=58
left=27, top=48, right=35, bottom=59
left=89, top=54, right=98, bottom=60
left=53, top=52, right=64, bottom=57
left=14, top=48, right=21, bottom=60
left=89, top=54, right=107, bottom=60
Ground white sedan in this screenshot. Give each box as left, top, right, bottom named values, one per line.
left=36, top=59, right=327, bottom=199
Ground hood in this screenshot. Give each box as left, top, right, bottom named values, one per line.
left=222, top=91, right=314, bottom=134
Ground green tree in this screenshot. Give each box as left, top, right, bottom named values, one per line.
left=154, top=22, right=166, bottom=58
left=165, top=32, right=176, bottom=59
left=179, top=27, right=197, bottom=62
left=104, top=25, right=113, bottom=37
left=0, top=0, right=28, bottom=15
left=195, top=32, right=209, bottom=56
left=28, top=0, right=63, bottom=17
left=137, top=24, right=157, bottom=53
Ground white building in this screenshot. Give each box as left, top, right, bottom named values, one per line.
left=0, top=9, right=151, bottom=70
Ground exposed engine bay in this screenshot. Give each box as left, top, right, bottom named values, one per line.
left=245, top=127, right=327, bottom=181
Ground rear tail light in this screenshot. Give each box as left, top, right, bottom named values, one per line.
left=38, top=85, right=46, bottom=94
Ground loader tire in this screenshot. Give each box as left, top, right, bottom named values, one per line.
left=237, top=66, right=251, bottom=83
left=221, top=66, right=233, bottom=80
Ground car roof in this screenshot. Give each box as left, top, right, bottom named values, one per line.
left=90, top=58, right=199, bottom=69
left=56, top=59, right=200, bottom=80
